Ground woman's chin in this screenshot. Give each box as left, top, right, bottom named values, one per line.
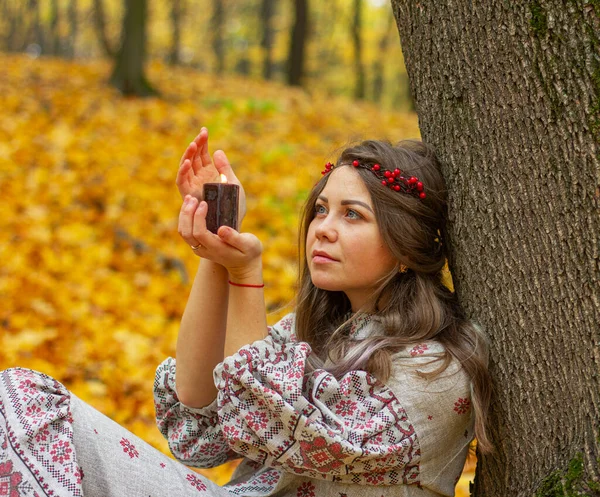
left=310, top=277, right=341, bottom=292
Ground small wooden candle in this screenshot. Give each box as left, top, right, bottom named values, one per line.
left=203, top=174, right=240, bottom=234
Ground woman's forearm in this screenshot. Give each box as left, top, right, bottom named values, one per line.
left=225, top=260, right=268, bottom=357
left=175, top=259, right=228, bottom=408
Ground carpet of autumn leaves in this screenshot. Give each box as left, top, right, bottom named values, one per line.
left=0, top=53, right=474, bottom=493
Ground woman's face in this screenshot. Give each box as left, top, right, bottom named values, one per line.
left=306, top=166, right=398, bottom=312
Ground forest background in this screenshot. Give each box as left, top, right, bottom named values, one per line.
left=0, top=0, right=475, bottom=494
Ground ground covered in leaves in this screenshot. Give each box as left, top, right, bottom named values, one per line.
left=0, top=53, right=473, bottom=491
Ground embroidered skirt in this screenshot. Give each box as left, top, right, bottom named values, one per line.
left=0, top=367, right=234, bottom=497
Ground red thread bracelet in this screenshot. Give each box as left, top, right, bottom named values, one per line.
left=228, top=280, right=265, bottom=288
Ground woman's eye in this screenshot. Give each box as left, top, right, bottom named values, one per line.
left=346, top=209, right=361, bottom=219
left=315, top=204, right=327, bottom=215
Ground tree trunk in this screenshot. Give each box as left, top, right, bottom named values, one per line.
left=49, top=0, right=60, bottom=55
left=212, top=0, right=225, bottom=74
left=260, top=0, right=275, bottom=80
left=66, top=0, right=78, bottom=59
left=109, top=0, right=157, bottom=97
left=390, top=1, right=600, bottom=495
left=287, top=0, right=308, bottom=86
left=371, top=12, right=393, bottom=104
left=93, top=0, right=116, bottom=58
left=169, top=0, right=182, bottom=65
left=351, top=0, right=365, bottom=99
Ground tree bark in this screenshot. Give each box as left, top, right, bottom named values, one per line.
left=287, top=0, right=308, bottom=86
left=390, top=1, right=600, bottom=495
left=109, top=0, right=157, bottom=97
left=351, top=0, right=365, bottom=99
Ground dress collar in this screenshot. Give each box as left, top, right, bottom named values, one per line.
left=344, top=311, right=377, bottom=339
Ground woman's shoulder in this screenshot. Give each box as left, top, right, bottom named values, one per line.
left=391, top=339, right=466, bottom=380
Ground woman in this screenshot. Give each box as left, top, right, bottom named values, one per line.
left=0, top=128, right=491, bottom=496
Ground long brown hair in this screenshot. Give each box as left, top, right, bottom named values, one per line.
left=294, top=139, right=493, bottom=454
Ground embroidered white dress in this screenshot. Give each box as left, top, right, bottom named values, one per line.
left=155, top=313, right=475, bottom=496
left=0, top=312, right=473, bottom=497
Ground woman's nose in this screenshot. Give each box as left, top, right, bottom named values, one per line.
left=315, top=216, right=338, bottom=242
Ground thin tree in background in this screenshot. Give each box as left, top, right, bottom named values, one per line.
left=169, top=0, right=182, bottom=65
left=391, top=1, right=600, bottom=494
left=287, top=0, right=308, bottom=86
left=351, top=0, right=365, bottom=99
left=109, top=0, right=156, bottom=96
left=260, top=0, right=275, bottom=80
left=49, top=0, right=60, bottom=55
left=371, top=12, right=394, bottom=104
left=212, top=0, right=225, bottom=74
left=65, top=0, right=78, bottom=59
left=93, top=0, right=116, bottom=57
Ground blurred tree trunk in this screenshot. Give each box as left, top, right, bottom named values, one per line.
left=287, top=0, right=308, bottom=86
left=65, top=0, right=78, bottom=59
left=93, top=0, right=116, bottom=57
left=371, top=12, right=393, bottom=104
left=169, top=0, right=182, bottom=65
left=391, top=1, right=600, bottom=495
left=31, top=0, right=46, bottom=53
left=109, top=0, right=157, bottom=97
left=49, top=0, right=60, bottom=55
left=212, top=0, right=225, bottom=74
left=351, top=0, right=364, bottom=99
left=260, top=0, right=275, bottom=80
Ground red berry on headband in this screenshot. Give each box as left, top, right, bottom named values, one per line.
left=417, top=182, right=424, bottom=191
left=373, top=164, right=381, bottom=171
left=381, top=180, right=387, bottom=186
left=353, top=160, right=359, bottom=167
left=384, top=170, right=392, bottom=177
left=419, top=192, right=426, bottom=199
left=394, top=185, right=400, bottom=191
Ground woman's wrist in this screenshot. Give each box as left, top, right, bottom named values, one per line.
left=228, top=260, right=263, bottom=286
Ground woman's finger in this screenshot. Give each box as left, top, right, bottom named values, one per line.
left=179, top=141, right=197, bottom=168
left=217, top=228, right=262, bottom=257
left=213, top=150, right=239, bottom=183
left=192, top=201, right=211, bottom=242
left=175, top=159, right=192, bottom=191
left=191, top=127, right=211, bottom=174
left=178, top=196, right=201, bottom=247
left=198, top=127, right=212, bottom=167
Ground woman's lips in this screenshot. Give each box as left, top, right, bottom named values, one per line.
left=312, top=255, right=337, bottom=264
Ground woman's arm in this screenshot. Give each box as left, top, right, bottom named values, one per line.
left=175, top=194, right=266, bottom=407
left=175, top=259, right=228, bottom=408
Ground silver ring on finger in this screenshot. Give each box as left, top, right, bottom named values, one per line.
left=190, top=243, right=203, bottom=251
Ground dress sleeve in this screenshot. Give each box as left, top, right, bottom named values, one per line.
left=153, top=357, right=240, bottom=468
left=153, top=313, right=296, bottom=468
left=213, top=334, right=421, bottom=485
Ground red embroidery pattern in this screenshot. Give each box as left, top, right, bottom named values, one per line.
left=454, top=398, right=471, bottom=415
left=296, top=481, right=316, bottom=497
left=409, top=344, right=429, bottom=357
left=0, top=460, right=23, bottom=497
left=186, top=473, right=208, bottom=491
left=119, top=437, right=139, bottom=459
left=213, top=332, right=421, bottom=485
left=0, top=368, right=84, bottom=496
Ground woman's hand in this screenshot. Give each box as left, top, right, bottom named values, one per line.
left=176, top=127, right=247, bottom=225
left=179, top=195, right=263, bottom=282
